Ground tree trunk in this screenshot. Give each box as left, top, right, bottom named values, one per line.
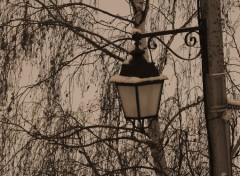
left=200, top=0, right=232, bottom=175
left=148, top=119, right=169, bottom=176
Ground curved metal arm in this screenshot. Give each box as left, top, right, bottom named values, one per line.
left=132, top=26, right=201, bottom=61
left=147, top=31, right=201, bottom=61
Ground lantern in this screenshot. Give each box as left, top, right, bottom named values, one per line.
left=110, top=44, right=167, bottom=131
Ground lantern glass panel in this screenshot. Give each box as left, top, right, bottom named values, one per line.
left=138, top=83, right=162, bottom=117
left=117, top=85, right=138, bottom=118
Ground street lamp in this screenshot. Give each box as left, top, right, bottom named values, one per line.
left=110, top=26, right=201, bottom=132
left=108, top=0, right=210, bottom=133
left=110, top=32, right=167, bottom=132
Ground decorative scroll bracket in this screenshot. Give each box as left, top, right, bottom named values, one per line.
left=132, top=26, right=202, bottom=61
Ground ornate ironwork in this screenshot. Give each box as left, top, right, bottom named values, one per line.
left=185, top=31, right=198, bottom=47
left=132, top=26, right=201, bottom=61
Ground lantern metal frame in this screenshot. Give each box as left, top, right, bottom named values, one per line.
left=111, top=33, right=168, bottom=132
left=115, top=79, right=165, bottom=133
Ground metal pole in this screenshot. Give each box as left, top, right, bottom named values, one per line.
left=199, top=0, right=232, bottom=175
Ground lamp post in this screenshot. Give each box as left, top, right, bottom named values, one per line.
left=111, top=0, right=232, bottom=175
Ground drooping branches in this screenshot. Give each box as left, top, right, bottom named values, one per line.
left=1, top=0, right=240, bottom=175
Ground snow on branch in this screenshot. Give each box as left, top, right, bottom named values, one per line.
left=227, top=97, right=240, bottom=108
left=131, top=28, right=142, bottom=34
